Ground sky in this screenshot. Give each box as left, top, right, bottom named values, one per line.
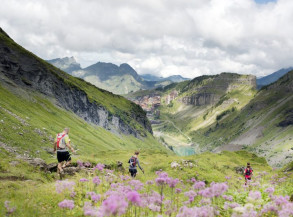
left=0, top=0, right=292, bottom=78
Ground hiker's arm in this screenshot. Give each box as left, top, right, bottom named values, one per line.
left=137, top=159, right=143, bottom=171
left=66, top=142, right=75, bottom=152
left=65, top=137, right=75, bottom=152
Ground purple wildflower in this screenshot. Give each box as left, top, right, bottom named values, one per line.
left=93, top=176, right=101, bottom=185
left=87, top=192, right=101, bottom=203
left=278, top=203, right=293, bottom=216
left=4, top=201, right=16, bottom=215
left=77, top=160, right=84, bottom=167
left=70, top=191, right=76, bottom=198
left=274, top=195, right=290, bottom=206
left=222, top=195, right=233, bottom=201
left=58, top=199, right=75, bottom=210
left=80, top=178, right=89, bottom=182
left=167, top=178, right=179, bottom=188
left=175, top=188, right=182, bottom=194
left=83, top=202, right=100, bottom=216
left=184, top=190, right=197, bottom=203
left=55, top=180, right=75, bottom=194
left=100, top=194, right=128, bottom=216
left=193, top=181, right=206, bottom=190
left=176, top=205, right=215, bottom=217
left=94, top=163, right=105, bottom=171
left=127, top=191, right=141, bottom=205
left=265, top=187, right=275, bottom=194
left=146, top=180, right=154, bottom=185
left=248, top=191, right=262, bottom=200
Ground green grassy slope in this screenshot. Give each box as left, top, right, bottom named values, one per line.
left=0, top=28, right=151, bottom=135
left=200, top=70, right=293, bottom=167
left=0, top=80, right=168, bottom=162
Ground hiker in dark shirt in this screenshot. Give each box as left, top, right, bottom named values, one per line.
left=128, top=151, right=144, bottom=178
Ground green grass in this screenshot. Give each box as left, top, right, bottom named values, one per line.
left=0, top=83, right=169, bottom=163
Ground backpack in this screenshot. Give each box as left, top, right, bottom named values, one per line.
left=245, top=168, right=252, bottom=176
left=56, top=133, right=66, bottom=149
left=129, top=156, right=137, bottom=167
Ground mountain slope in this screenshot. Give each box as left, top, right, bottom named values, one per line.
left=257, top=67, right=293, bottom=89
left=0, top=28, right=154, bottom=138
left=207, top=70, right=293, bottom=167
left=0, top=27, right=169, bottom=158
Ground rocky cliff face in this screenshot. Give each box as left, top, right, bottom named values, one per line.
left=0, top=28, right=152, bottom=137
left=180, top=73, right=256, bottom=106
left=181, top=93, right=220, bottom=106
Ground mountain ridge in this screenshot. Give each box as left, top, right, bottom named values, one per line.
left=47, top=57, right=187, bottom=94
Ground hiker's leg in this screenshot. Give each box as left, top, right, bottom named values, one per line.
left=58, top=162, right=63, bottom=173
left=62, top=152, right=71, bottom=168
left=63, top=160, right=71, bottom=168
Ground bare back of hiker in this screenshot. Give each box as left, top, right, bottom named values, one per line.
left=244, top=162, right=253, bottom=185
left=54, top=128, right=75, bottom=174
left=128, top=151, right=144, bottom=178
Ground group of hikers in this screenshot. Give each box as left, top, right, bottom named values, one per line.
left=54, top=128, right=252, bottom=182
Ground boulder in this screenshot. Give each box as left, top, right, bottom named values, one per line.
left=171, top=161, right=180, bottom=168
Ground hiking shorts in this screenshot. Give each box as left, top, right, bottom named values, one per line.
left=57, top=151, right=71, bottom=163
left=245, top=176, right=251, bottom=180
left=129, top=169, right=137, bottom=177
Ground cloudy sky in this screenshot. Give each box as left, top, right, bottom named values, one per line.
left=1, top=0, right=292, bottom=78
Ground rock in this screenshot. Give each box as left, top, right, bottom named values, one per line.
left=63, top=167, right=80, bottom=175
left=27, top=158, right=47, bottom=170
left=0, top=120, right=4, bottom=123
left=235, top=166, right=245, bottom=174
left=46, top=163, right=57, bottom=172
left=18, top=132, right=23, bottom=136
left=9, top=161, right=19, bottom=166
left=171, top=161, right=180, bottom=168
left=44, top=147, right=55, bottom=155
left=117, top=161, right=123, bottom=167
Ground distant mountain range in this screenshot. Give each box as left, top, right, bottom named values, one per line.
left=141, top=74, right=190, bottom=83
left=47, top=57, right=190, bottom=94
left=256, top=67, right=293, bottom=89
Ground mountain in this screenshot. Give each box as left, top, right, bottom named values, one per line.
left=141, top=74, right=190, bottom=82
left=128, top=70, right=293, bottom=167
left=0, top=27, right=168, bottom=158
left=256, top=67, right=293, bottom=89
left=48, top=58, right=172, bottom=95
left=47, top=56, right=82, bottom=74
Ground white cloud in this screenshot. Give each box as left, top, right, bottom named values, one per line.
left=0, top=0, right=292, bottom=78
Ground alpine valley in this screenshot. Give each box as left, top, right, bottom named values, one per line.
left=127, top=70, right=293, bottom=167
left=0, top=27, right=293, bottom=217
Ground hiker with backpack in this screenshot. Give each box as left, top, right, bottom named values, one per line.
left=244, top=162, right=253, bottom=185
left=53, top=128, right=75, bottom=173
left=128, top=151, right=144, bottom=178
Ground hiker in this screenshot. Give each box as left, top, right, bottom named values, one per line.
left=128, top=151, right=144, bottom=178
left=53, top=128, right=75, bottom=173
left=244, top=162, right=253, bottom=185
